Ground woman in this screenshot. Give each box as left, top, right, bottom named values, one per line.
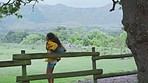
left=45, top=32, right=66, bottom=83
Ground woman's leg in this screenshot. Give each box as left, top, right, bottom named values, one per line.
left=46, top=62, right=57, bottom=83
left=46, top=67, right=54, bottom=83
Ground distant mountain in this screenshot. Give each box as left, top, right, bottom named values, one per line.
left=0, top=4, right=123, bottom=33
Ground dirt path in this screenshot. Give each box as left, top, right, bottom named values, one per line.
left=77, top=74, right=138, bottom=83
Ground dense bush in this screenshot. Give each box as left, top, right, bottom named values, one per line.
left=0, top=31, right=28, bottom=43
left=20, top=33, right=46, bottom=45
left=51, top=26, right=127, bottom=48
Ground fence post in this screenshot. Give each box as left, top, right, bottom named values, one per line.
left=21, top=50, right=30, bottom=83
left=92, top=47, right=97, bottom=83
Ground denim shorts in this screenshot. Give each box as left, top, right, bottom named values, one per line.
left=47, top=60, right=57, bottom=67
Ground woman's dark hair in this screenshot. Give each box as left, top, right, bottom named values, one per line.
left=47, top=32, right=62, bottom=46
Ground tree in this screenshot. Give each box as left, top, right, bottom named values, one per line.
left=4, top=31, right=28, bottom=43
left=20, top=33, right=45, bottom=44
left=0, top=0, right=42, bottom=18
left=114, top=31, right=127, bottom=48
left=121, top=0, right=148, bottom=82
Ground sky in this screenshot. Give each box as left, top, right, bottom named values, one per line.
left=1, top=0, right=112, bottom=8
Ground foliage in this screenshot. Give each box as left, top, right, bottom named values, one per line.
left=0, top=0, right=43, bottom=18
left=0, top=31, right=28, bottom=43
left=51, top=26, right=86, bottom=45
left=114, top=31, right=127, bottom=48
left=0, top=27, right=127, bottom=48
left=51, top=26, right=127, bottom=48
left=85, top=29, right=109, bottom=46
left=20, top=33, right=45, bottom=44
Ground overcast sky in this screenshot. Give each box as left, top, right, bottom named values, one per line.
left=1, top=0, right=112, bottom=8
left=40, top=0, right=112, bottom=7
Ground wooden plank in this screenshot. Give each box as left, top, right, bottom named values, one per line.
left=16, top=69, right=103, bottom=82
left=91, top=47, right=97, bottom=83
left=92, top=47, right=97, bottom=70
left=20, top=50, right=30, bottom=83
left=21, top=50, right=27, bottom=76
left=13, top=52, right=100, bottom=60
left=92, top=53, right=133, bottom=60
left=95, top=70, right=137, bottom=79
left=0, top=60, right=31, bottom=68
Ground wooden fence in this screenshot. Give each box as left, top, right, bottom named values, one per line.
left=92, top=53, right=137, bottom=80
left=0, top=47, right=137, bottom=83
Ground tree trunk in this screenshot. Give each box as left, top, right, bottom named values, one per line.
left=121, top=0, right=148, bottom=83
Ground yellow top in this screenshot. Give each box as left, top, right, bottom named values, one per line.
left=45, top=40, right=58, bottom=62
left=46, top=40, right=58, bottom=52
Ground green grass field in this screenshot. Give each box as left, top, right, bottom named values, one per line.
left=0, top=43, right=137, bottom=83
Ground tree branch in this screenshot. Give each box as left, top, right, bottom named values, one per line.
left=110, top=0, right=119, bottom=11
left=0, top=0, right=11, bottom=9
left=0, top=0, right=42, bottom=18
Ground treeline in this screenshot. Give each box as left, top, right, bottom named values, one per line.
left=0, top=31, right=29, bottom=43
left=0, top=31, right=46, bottom=45
left=0, top=26, right=127, bottom=48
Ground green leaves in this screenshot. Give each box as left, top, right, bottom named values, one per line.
left=51, top=27, right=127, bottom=48
left=20, top=33, right=45, bottom=44
left=0, top=1, right=21, bottom=18
left=1, top=31, right=29, bottom=43
left=0, top=0, right=43, bottom=18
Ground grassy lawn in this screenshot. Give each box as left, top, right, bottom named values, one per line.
left=0, top=43, right=137, bottom=83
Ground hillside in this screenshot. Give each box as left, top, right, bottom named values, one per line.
left=0, top=4, right=123, bottom=33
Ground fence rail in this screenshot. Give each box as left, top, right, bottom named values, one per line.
left=0, top=60, right=31, bottom=68
left=16, top=69, right=103, bottom=82
left=13, top=52, right=99, bottom=60
left=0, top=47, right=137, bottom=83
left=92, top=53, right=133, bottom=60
